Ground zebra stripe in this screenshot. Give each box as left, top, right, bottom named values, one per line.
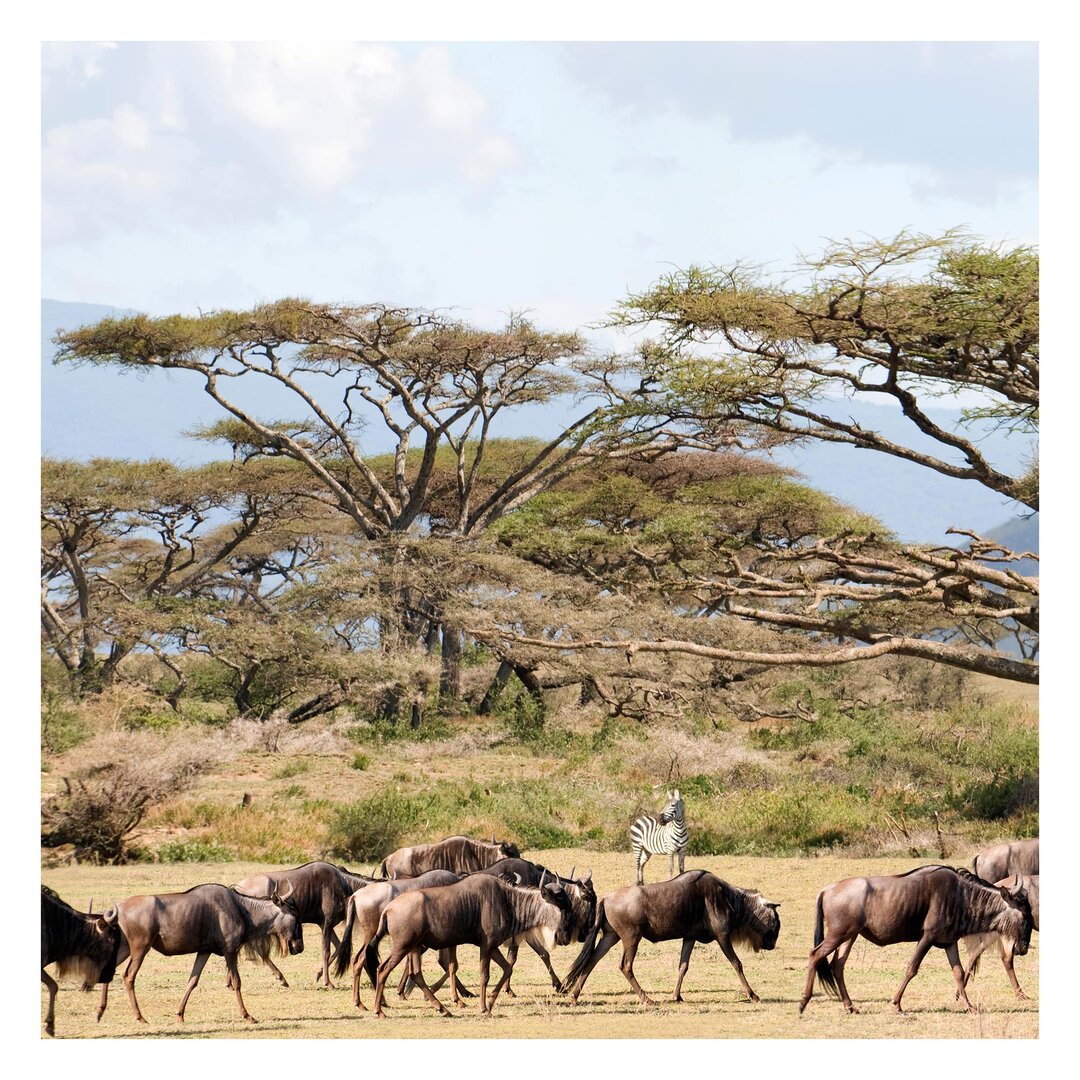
left=630, top=791, right=687, bottom=885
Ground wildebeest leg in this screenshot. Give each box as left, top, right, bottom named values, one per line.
left=945, top=942, right=976, bottom=1012
left=619, top=933, right=655, bottom=1006
left=225, top=951, right=256, bottom=1023
left=526, top=938, right=562, bottom=990
left=96, top=980, right=110, bottom=1023
left=830, top=935, right=859, bottom=1014
left=316, top=923, right=337, bottom=988
left=486, top=946, right=514, bottom=1009
left=961, top=936, right=989, bottom=993
left=176, top=952, right=211, bottom=1021
left=502, top=942, right=519, bottom=997
left=673, top=938, right=695, bottom=1002
left=798, top=931, right=849, bottom=1014
left=717, top=937, right=760, bottom=1003
left=261, top=954, right=290, bottom=987
left=678, top=848, right=685, bottom=874
left=892, top=934, right=935, bottom=1013
left=568, top=929, right=620, bottom=1004
left=998, top=938, right=1027, bottom=999
left=42, top=970, right=58, bottom=1037
left=123, top=946, right=150, bottom=1023
left=406, top=949, right=453, bottom=1017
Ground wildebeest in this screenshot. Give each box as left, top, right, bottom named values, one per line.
left=114, top=882, right=303, bottom=1024
left=378, top=834, right=520, bottom=878
left=562, top=870, right=780, bottom=1005
left=370, top=871, right=573, bottom=1016
left=472, top=859, right=597, bottom=994
left=233, top=861, right=376, bottom=988
left=799, top=865, right=1032, bottom=1015
left=972, top=837, right=1039, bottom=882
left=963, top=873, right=1040, bottom=999
left=331, top=869, right=465, bottom=1009
left=41, top=886, right=122, bottom=1037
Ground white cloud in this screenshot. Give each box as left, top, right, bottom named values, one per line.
left=43, top=42, right=521, bottom=246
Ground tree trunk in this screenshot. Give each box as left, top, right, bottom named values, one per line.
left=512, top=663, right=546, bottom=717
left=438, top=624, right=462, bottom=711
left=477, top=660, right=515, bottom=714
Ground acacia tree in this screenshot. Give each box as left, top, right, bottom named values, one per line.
left=55, top=302, right=736, bottom=717
left=484, top=233, right=1038, bottom=684
left=40, top=457, right=332, bottom=694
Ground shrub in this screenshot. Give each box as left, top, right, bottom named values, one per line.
left=350, top=753, right=370, bottom=771
left=40, top=733, right=221, bottom=864
left=272, top=759, right=310, bottom=780
left=41, top=691, right=89, bottom=754
left=325, top=790, right=426, bottom=862
left=153, top=838, right=232, bottom=863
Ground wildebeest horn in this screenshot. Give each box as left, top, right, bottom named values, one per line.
left=278, top=879, right=293, bottom=900
left=539, top=869, right=547, bottom=890
left=568, top=866, right=576, bottom=881
left=582, top=868, right=592, bottom=883
left=88, top=897, right=94, bottom=914
left=102, top=905, right=118, bottom=924
left=512, top=872, right=522, bottom=885
left=492, top=834, right=497, bottom=844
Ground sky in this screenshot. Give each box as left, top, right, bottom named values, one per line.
left=42, top=41, right=1037, bottom=328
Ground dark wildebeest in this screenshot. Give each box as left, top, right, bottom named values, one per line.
left=233, top=861, right=376, bottom=988
left=963, top=873, right=1040, bottom=999
left=471, top=858, right=596, bottom=995
left=114, top=882, right=303, bottom=1024
left=561, top=870, right=780, bottom=1006
left=379, top=835, right=520, bottom=879
left=799, top=865, right=1032, bottom=1015
left=41, top=886, right=122, bottom=1037
left=972, top=837, right=1039, bottom=882
left=370, top=872, right=573, bottom=1016
left=331, top=869, right=465, bottom=1009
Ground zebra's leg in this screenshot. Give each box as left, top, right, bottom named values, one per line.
left=635, top=846, right=650, bottom=886
left=668, top=851, right=675, bottom=878
left=678, top=847, right=685, bottom=874
left=618, top=932, right=654, bottom=1007
left=673, top=937, right=695, bottom=1002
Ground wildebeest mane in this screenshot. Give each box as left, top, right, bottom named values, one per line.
left=703, top=873, right=778, bottom=953
left=232, top=889, right=295, bottom=960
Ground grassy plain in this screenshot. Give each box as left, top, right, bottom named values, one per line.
left=41, top=850, right=1037, bottom=1040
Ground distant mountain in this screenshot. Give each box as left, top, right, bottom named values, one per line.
left=41, top=298, right=1037, bottom=545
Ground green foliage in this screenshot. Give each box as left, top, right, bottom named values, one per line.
left=41, top=691, right=89, bottom=754
left=325, top=790, right=427, bottom=861
left=345, top=714, right=453, bottom=745
left=153, top=838, right=232, bottom=863
left=272, top=759, right=310, bottom=780
left=350, top=753, right=371, bottom=771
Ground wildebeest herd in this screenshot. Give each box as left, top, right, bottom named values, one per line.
left=40, top=822, right=1039, bottom=1037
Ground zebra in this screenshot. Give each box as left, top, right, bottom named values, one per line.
left=630, top=789, right=688, bottom=885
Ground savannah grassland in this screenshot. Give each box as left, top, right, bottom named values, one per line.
left=41, top=671, right=1038, bottom=1040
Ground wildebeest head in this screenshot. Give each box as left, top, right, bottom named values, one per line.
left=270, top=880, right=305, bottom=956
left=735, top=891, right=781, bottom=953
left=538, top=872, right=575, bottom=947
left=565, top=867, right=597, bottom=943
left=494, top=836, right=521, bottom=859
left=994, top=880, right=1033, bottom=958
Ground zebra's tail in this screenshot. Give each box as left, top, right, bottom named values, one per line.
left=560, top=899, right=606, bottom=994
left=332, top=893, right=357, bottom=980
left=812, top=892, right=839, bottom=999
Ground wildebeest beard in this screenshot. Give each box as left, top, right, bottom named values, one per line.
left=724, top=886, right=781, bottom=953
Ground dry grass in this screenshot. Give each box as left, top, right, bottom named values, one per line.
left=41, top=850, right=1037, bottom=1040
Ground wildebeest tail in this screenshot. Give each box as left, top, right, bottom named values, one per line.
left=811, top=892, right=839, bottom=999
left=332, top=894, right=358, bottom=979
left=560, top=899, right=605, bottom=994
left=376, top=858, right=389, bottom=879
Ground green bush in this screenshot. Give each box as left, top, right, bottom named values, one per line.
left=350, top=753, right=370, bottom=771
left=325, top=790, right=427, bottom=862
left=41, top=692, right=89, bottom=754
left=272, top=759, right=310, bottom=780
left=154, top=838, right=232, bottom=862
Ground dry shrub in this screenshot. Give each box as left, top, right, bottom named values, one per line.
left=618, top=727, right=776, bottom=787
left=394, top=730, right=503, bottom=763
left=225, top=712, right=350, bottom=756
left=40, top=731, right=230, bottom=864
